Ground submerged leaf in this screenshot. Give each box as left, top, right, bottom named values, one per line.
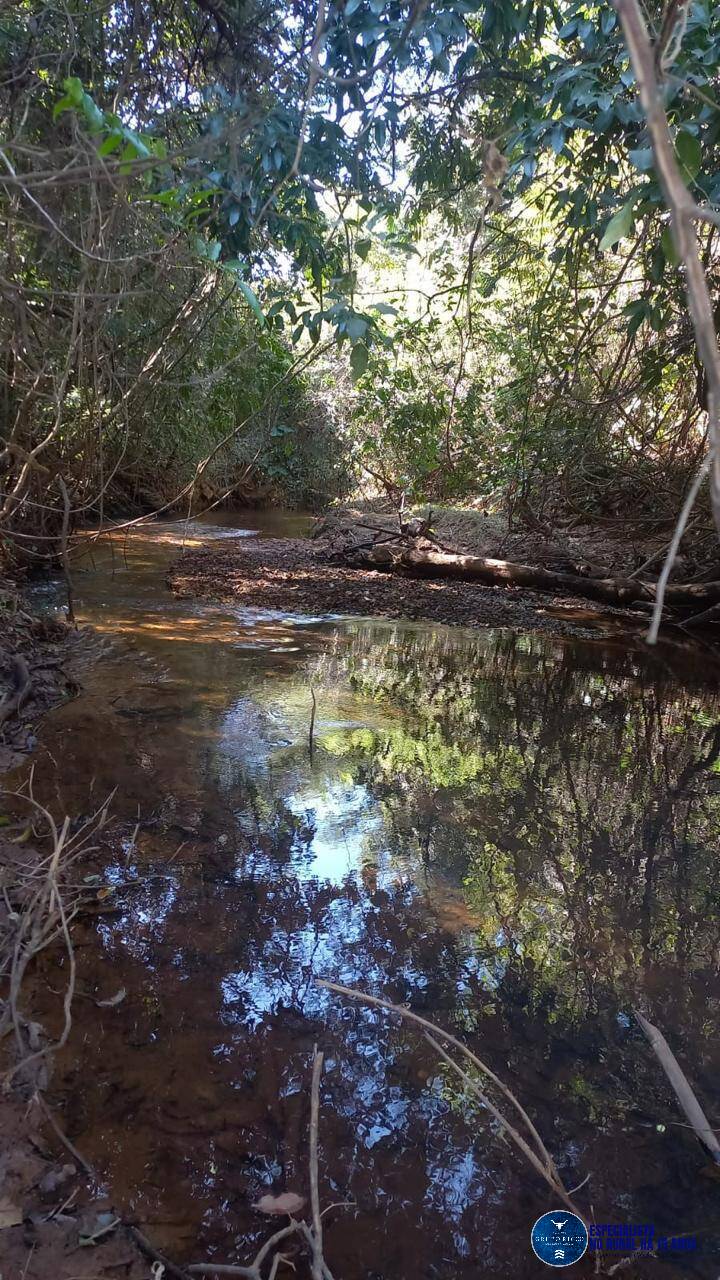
left=252, top=1191, right=305, bottom=1216
left=0, top=1198, right=22, bottom=1229
left=96, top=987, right=126, bottom=1007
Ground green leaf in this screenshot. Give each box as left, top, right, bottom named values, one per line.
left=145, top=187, right=180, bottom=205
left=97, top=131, right=123, bottom=157
left=599, top=199, right=635, bottom=251
left=237, top=278, right=266, bottom=326
left=350, top=341, right=369, bottom=380
left=661, top=224, right=680, bottom=266
left=346, top=315, right=368, bottom=340
left=63, top=76, right=84, bottom=106
left=628, top=147, right=653, bottom=172
left=80, top=92, right=104, bottom=132
left=355, top=238, right=372, bottom=260
left=549, top=124, right=565, bottom=154
left=118, top=142, right=138, bottom=174
left=675, top=130, right=702, bottom=183
left=53, top=94, right=74, bottom=119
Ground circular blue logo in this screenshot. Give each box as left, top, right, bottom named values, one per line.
left=531, top=1211, right=588, bottom=1267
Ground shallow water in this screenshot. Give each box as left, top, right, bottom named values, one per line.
left=20, top=511, right=720, bottom=1278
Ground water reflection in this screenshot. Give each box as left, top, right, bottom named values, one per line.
left=24, top=518, right=720, bottom=1277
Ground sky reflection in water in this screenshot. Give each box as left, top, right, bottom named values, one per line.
left=29, top=514, right=720, bottom=1277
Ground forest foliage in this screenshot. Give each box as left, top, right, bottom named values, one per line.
left=1, top=0, right=720, bottom=561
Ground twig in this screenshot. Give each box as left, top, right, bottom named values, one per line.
left=309, top=687, right=317, bottom=762
left=426, top=1034, right=581, bottom=1216
left=35, top=1094, right=94, bottom=1177
left=309, top=1048, right=324, bottom=1280
left=57, top=476, right=76, bottom=627
left=189, top=1051, right=336, bottom=1280
left=646, top=458, right=710, bottom=644
left=681, top=599, right=720, bottom=628
left=628, top=516, right=699, bottom=580
left=36, top=1066, right=193, bottom=1280
left=188, top=1224, right=299, bottom=1278
left=128, top=1226, right=195, bottom=1280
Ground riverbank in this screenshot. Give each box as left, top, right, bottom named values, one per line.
left=166, top=503, right=720, bottom=652
left=0, top=578, right=83, bottom=773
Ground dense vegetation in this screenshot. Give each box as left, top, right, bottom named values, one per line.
left=1, top=0, right=719, bottom=564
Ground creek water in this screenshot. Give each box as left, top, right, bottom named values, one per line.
left=20, top=511, right=720, bottom=1278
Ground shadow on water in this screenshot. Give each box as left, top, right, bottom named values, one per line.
left=18, top=512, right=720, bottom=1277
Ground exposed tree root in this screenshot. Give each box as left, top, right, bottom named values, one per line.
left=0, top=775, right=113, bottom=1085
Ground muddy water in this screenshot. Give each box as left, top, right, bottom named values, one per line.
left=22, top=512, right=720, bottom=1278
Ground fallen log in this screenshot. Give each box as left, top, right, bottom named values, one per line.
left=353, top=546, right=720, bottom=615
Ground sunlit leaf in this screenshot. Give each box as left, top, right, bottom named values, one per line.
left=599, top=199, right=635, bottom=251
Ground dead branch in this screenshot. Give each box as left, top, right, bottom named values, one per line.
left=189, top=1049, right=336, bottom=1280
left=348, top=542, right=720, bottom=618
left=0, top=784, right=112, bottom=1084
left=614, top=0, right=720, bottom=641
left=309, top=1047, right=325, bottom=1280
left=635, top=1008, right=720, bottom=1163
left=57, top=476, right=76, bottom=626
left=316, top=978, right=584, bottom=1218
left=309, top=687, right=317, bottom=761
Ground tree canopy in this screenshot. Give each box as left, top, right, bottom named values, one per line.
left=2, top=0, right=720, bottom=553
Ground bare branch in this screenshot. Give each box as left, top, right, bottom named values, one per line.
left=614, top=0, right=720, bottom=640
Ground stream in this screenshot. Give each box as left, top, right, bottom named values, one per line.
left=19, top=510, right=720, bottom=1278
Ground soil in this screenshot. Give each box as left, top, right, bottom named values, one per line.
left=0, top=579, right=85, bottom=774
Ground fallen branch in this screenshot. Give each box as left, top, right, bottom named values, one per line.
left=317, top=979, right=585, bottom=1218
left=635, top=1008, right=720, bottom=1164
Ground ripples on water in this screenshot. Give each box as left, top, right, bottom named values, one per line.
left=22, top=512, right=720, bottom=1277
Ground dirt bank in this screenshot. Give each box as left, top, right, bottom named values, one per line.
left=0, top=579, right=84, bottom=773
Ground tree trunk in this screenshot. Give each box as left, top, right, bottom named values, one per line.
left=355, top=546, right=720, bottom=613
